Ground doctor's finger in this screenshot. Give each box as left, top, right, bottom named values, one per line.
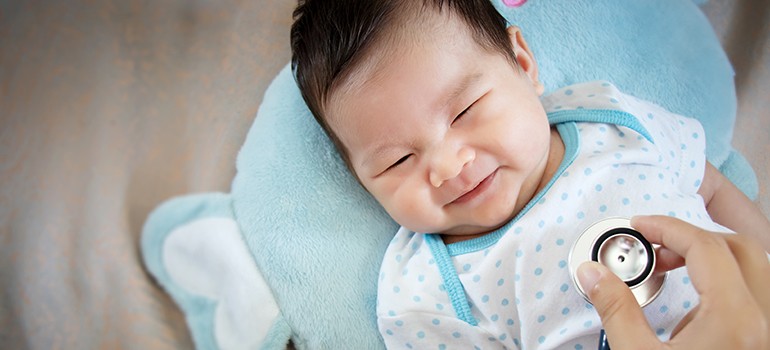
left=630, top=215, right=748, bottom=301
left=652, top=246, right=684, bottom=273
left=577, top=261, right=659, bottom=349
left=723, top=234, right=770, bottom=321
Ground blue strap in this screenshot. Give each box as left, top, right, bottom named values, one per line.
left=547, top=109, right=654, bottom=143
left=425, top=234, right=478, bottom=326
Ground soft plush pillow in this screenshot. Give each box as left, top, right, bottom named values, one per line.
left=142, top=0, right=756, bottom=349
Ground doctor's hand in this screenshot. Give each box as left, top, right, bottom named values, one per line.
left=577, top=215, right=770, bottom=350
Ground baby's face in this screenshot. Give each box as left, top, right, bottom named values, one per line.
left=327, top=18, right=551, bottom=237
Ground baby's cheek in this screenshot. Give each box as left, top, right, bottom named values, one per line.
left=389, top=190, right=443, bottom=233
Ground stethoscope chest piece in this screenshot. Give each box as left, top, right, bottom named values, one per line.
left=568, top=217, right=667, bottom=307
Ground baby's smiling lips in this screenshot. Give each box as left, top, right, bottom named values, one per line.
left=449, top=169, right=498, bottom=205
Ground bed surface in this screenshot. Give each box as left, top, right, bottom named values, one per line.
left=1, top=0, right=767, bottom=347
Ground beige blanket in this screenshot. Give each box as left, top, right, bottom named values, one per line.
left=0, top=0, right=767, bottom=347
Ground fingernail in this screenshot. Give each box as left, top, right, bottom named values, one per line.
left=577, top=261, right=603, bottom=293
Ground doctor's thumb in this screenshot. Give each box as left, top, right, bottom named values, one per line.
left=577, top=261, right=660, bottom=349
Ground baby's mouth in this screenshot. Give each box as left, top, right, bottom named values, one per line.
left=450, top=169, right=498, bottom=205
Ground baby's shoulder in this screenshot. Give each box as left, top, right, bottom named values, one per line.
left=543, top=81, right=704, bottom=146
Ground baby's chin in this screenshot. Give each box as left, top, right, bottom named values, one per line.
left=435, top=220, right=512, bottom=244
left=393, top=199, right=518, bottom=236
left=442, top=220, right=510, bottom=237
left=412, top=213, right=516, bottom=237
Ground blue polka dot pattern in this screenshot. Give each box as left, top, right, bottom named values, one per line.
left=376, top=81, right=711, bottom=349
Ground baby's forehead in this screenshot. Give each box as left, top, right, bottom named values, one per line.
left=326, top=10, right=474, bottom=116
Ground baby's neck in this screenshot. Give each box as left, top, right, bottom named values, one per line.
left=441, top=127, right=564, bottom=245
left=534, top=127, right=566, bottom=198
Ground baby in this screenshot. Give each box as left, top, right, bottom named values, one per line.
left=290, top=0, right=770, bottom=348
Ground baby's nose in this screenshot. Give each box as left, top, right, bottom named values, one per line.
left=429, top=147, right=475, bottom=188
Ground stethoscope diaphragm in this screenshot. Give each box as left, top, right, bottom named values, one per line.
left=568, top=217, right=667, bottom=308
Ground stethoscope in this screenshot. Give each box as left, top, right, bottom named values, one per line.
left=568, top=218, right=668, bottom=350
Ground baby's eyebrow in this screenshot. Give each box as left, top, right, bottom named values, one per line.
left=362, top=145, right=394, bottom=168
left=439, top=71, right=483, bottom=112
left=359, top=136, right=407, bottom=170
left=361, top=141, right=413, bottom=170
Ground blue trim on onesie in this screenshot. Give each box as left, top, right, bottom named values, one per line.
left=425, top=234, right=479, bottom=326
left=547, top=109, right=654, bottom=143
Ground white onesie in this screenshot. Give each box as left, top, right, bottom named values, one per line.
left=376, top=81, right=729, bottom=350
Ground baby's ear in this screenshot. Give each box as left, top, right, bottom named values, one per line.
left=507, top=26, right=543, bottom=95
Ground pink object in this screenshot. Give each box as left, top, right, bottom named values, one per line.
left=503, top=0, right=527, bottom=7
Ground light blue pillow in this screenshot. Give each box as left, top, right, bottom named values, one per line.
left=142, top=0, right=756, bottom=348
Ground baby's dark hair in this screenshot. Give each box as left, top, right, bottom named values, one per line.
left=290, top=0, right=516, bottom=168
